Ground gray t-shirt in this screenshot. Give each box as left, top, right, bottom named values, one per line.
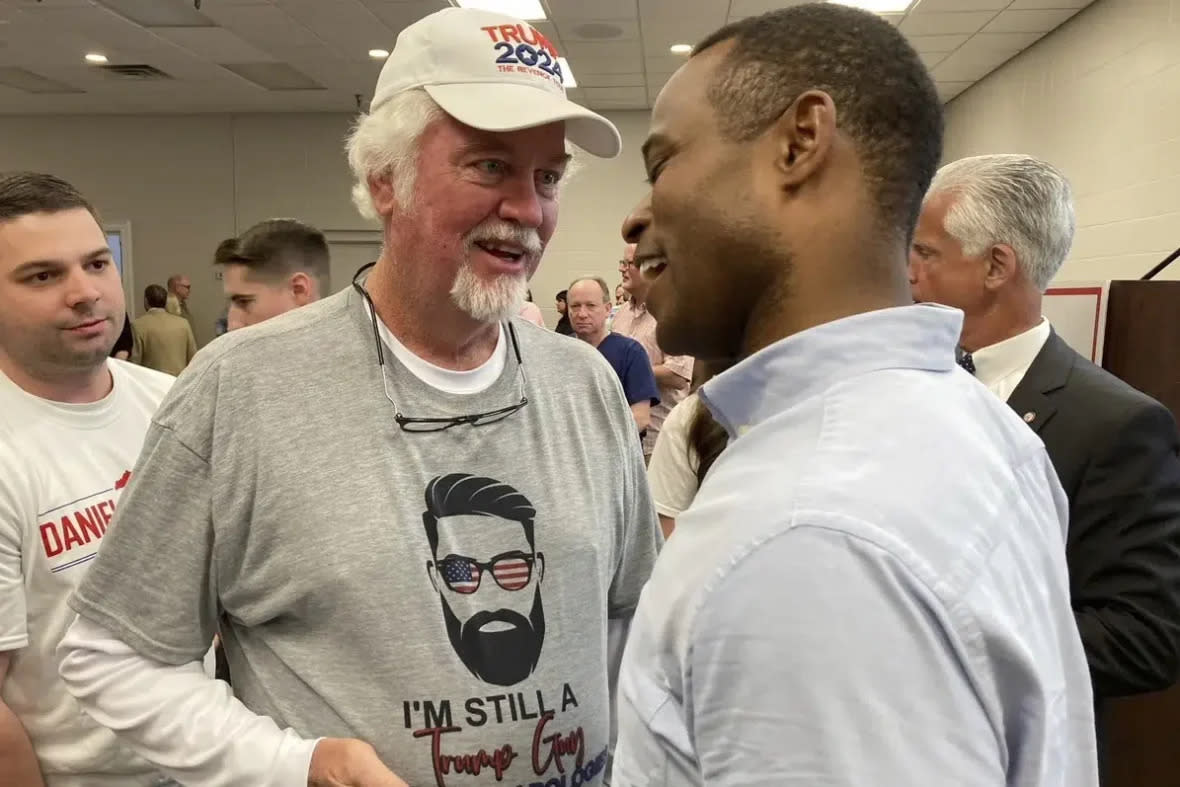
left=71, top=286, right=662, bottom=787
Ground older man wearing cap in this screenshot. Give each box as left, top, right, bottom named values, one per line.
left=56, top=7, right=660, bottom=787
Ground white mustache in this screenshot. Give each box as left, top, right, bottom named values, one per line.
left=464, top=219, right=543, bottom=256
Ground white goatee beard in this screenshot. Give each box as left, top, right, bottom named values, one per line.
left=449, top=263, right=528, bottom=323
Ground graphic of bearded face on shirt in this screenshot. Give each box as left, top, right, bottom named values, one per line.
left=423, top=473, right=546, bottom=687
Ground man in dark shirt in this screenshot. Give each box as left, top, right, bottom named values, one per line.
left=569, top=276, right=658, bottom=435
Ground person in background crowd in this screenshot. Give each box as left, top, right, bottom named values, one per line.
left=910, top=152, right=1180, bottom=781
left=211, top=238, right=236, bottom=338
left=646, top=360, right=731, bottom=538
left=110, top=312, right=133, bottom=361
left=553, top=288, right=573, bottom=335
left=615, top=283, right=627, bottom=306
left=0, top=171, right=174, bottom=787
left=613, top=4, right=1098, bottom=784
left=164, top=274, right=191, bottom=323
left=58, top=7, right=660, bottom=787
left=614, top=243, right=693, bottom=458
left=518, top=289, right=546, bottom=327
left=130, top=284, right=197, bottom=376
left=217, top=219, right=330, bottom=331
left=568, top=275, right=659, bottom=435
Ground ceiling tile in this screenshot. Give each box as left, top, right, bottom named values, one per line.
left=153, top=26, right=277, bottom=63
left=728, top=0, right=813, bottom=16
left=935, top=81, right=972, bottom=102
left=204, top=4, right=323, bottom=50
left=556, top=18, right=639, bottom=42
left=565, top=57, right=641, bottom=74
left=970, top=31, right=1046, bottom=49
left=93, top=0, right=214, bottom=27
left=1007, top=0, right=1091, bottom=8
left=900, top=10, right=996, bottom=35
left=920, top=51, right=949, bottom=69
left=563, top=40, right=639, bottom=61
left=910, top=0, right=1009, bottom=11
left=576, top=71, right=645, bottom=88
left=906, top=33, right=971, bottom=51
left=546, top=0, right=638, bottom=20
left=931, top=46, right=1013, bottom=81
left=581, top=85, right=646, bottom=103
left=362, top=1, right=448, bottom=32
left=981, top=8, right=1077, bottom=33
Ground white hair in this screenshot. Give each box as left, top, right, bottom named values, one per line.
left=928, top=154, right=1075, bottom=292
left=345, top=89, right=442, bottom=220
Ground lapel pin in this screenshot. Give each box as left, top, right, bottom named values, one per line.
left=1023, top=412, right=1036, bottom=423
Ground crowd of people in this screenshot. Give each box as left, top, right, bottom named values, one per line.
left=1, top=3, right=1179, bottom=787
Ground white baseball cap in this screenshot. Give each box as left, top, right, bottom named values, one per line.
left=370, top=7, right=622, bottom=158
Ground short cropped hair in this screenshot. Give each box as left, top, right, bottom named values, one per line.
left=556, top=289, right=568, bottom=303
left=221, top=219, right=330, bottom=292
left=928, top=154, right=1075, bottom=292
left=144, top=284, right=168, bottom=309
left=568, top=276, right=611, bottom=304
left=0, top=172, right=98, bottom=223
left=213, top=237, right=238, bottom=265
left=694, top=3, right=943, bottom=241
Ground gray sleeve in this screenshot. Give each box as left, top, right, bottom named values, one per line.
left=607, top=398, right=662, bottom=621
left=688, top=527, right=1004, bottom=786
left=70, top=407, right=219, bottom=665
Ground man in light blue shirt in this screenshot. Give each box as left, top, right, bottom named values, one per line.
left=614, top=4, right=1098, bottom=785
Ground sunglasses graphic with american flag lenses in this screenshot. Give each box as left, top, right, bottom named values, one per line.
left=434, top=551, right=543, bottom=594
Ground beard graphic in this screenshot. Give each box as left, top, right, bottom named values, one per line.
left=441, top=587, right=545, bottom=686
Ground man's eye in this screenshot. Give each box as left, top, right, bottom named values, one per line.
left=538, top=170, right=562, bottom=187
left=477, top=160, right=507, bottom=175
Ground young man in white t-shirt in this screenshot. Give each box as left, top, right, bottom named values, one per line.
left=0, top=172, right=173, bottom=786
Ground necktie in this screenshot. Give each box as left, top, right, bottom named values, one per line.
left=956, top=348, right=976, bottom=375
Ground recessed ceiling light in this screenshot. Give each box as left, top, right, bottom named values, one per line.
left=669, top=44, right=692, bottom=54
left=829, top=0, right=915, bottom=14
left=85, top=53, right=109, bottom=64
left=557, top=57, right=576, bottom=87
left=456, top=0, right=547, bottom=21
left=368, top=49, right=390, bottom=59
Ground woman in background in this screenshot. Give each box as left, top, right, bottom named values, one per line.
left=110, top=312, right=134, bottom=361
left=647, top=360, right=732, bottom=537
left=518, top=289, right=546, bottom=327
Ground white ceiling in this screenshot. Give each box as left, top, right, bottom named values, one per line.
left=0, top=0, right=1096, bottom=114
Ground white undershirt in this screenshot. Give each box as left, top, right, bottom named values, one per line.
left=370, top=300, right=506, bottom=395
left=57, top=306, right=511, bottom=786
left=971, top=318, right=1051, bottom=402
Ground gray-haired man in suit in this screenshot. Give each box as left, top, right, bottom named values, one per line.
left=910, top=152, right=1180, bottom=781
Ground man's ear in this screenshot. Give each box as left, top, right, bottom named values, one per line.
left=983, top=243, right=1019, bottom=291
left=769, top=89, right=838, bottom=189
left=290, top=272, right=314, bottom=305
left=369, top=173, right=397, bottom=217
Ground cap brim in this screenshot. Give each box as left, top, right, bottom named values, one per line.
left=425, top=82, right=622, bottom=158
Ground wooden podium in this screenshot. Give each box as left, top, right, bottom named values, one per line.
left=1099, top=279, right=1180, bottom=787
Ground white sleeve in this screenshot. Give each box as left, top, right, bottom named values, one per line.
left=647, top=396, right=699, bottom=518
left=0, top=473, right=29, bottom=652
left=58, top=616, right=319, bottom=787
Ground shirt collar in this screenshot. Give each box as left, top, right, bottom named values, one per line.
left=700, top=304, right=963, bottom=437
left=970, top=318, right=1050, bottom=388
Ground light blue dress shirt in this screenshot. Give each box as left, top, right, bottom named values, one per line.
left=613, top=304, right=1098, bottom=786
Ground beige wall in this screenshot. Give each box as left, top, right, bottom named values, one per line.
left=0, top=109, right=652, bottom=344
left=942, top=0, right=1180, bottom=284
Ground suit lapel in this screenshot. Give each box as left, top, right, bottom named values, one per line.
left=1006, top=330, right=1074, bottom=434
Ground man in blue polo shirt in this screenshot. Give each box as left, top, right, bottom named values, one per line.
left=569, top=276, right=659, bottom=437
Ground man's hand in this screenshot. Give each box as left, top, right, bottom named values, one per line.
left=308, top=739, right=408, bottom=787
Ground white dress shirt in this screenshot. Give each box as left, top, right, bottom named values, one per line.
left=970, top=318, right=1051, bottom=401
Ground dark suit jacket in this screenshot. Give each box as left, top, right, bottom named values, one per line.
left=1008, top=331, right=1180, bottom=768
